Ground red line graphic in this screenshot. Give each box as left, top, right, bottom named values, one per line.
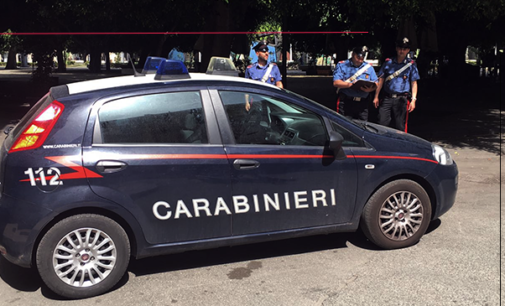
left=104, top=153, right=334, bottom=160
left=1, top=31, right=368, bottom=36
left=88, top=153, right=435, bottom=163
left=19, top=153, right=437, bottom=184
left=19, top=156, right=102, bottom=182
left=45, top=156, right=103, bottom=179
left=353, top=155, right=438, bottom=164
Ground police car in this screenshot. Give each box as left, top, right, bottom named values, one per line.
left=0, top=57, right=458, bottom=299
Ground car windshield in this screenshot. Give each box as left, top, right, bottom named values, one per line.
left=283, top=89, right=365, bottom=128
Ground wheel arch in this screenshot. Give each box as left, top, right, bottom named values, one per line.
left=31, top=206, right=144, bottom=267
left=361, top=173, right=437, bottom=221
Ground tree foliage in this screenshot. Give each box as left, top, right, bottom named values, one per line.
left=2, top=0, right=503, bottom=76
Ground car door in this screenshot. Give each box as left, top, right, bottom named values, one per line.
left=82, top=89, right=232, bottom=244
left=210, top=89, right=358, bottom=236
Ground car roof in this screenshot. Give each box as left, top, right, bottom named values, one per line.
left=65, top=72, right=281, bottom=95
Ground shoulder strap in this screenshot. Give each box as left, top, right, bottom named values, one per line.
left=337, top=63, right=372, bottom=94
left=345, top=63, right=372, bottom=82
left=386, top=61, right=414, bottom=81
left=261, top=64, right=275, bottom=82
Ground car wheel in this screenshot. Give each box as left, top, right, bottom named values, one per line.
left=36, top=214, right=130, bottom=299
left=361, top=179, right=432, bottom=249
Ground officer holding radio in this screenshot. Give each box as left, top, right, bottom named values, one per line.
left=333, top=46, right=378, bottom=121
left=374, top=37, right=420, bottom=132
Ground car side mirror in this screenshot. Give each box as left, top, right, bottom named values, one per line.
left=328, top=131, right=346, bottom=160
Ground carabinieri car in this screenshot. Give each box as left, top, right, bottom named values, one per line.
left=0, top=58, right=458, bottom=299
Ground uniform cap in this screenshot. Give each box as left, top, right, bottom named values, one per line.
left=396, top=37, right=411, bottom=49
left=352, top=46, right=368, bottom=57
left=254, top=42, right=269, bottom=52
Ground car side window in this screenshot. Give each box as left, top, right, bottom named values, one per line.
left=97, top=91, right=208, bottom=144
left=219, top=90, right=327, bottom=146
left=331, top=122, right=365, bottom=147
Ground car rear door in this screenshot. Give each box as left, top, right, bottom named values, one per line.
left=209, top=89, right=358, bottom=236
left=82, top=88, right=232, bottom=244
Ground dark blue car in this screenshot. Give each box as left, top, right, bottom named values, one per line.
left=0, top=60, right=458, bottom=299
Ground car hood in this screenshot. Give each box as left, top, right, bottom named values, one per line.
left=361, top=121, right=434, bottom=155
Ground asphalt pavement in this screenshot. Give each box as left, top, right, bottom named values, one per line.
left=0, top=67, right=503, bottom=305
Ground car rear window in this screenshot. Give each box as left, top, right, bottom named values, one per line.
left=97, top=91, right=208, bottom=144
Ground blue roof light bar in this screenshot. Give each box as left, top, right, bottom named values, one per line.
left=142, top=56, right=167, bottom=74
left=155, top=60, right=190, bottom=80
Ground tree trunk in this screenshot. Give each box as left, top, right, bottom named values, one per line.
left=5, top=46, right=18, bottom=69
left=89, top=47, right=102, bottom=73
left=156, top=35, right=169, bottom=57
left=57, top=48, right=66, bottom=72
left=445, top=42, right=467, bottom=79
left=281, top=16, right=288, bottom=88
left=282, top=34, right=289, bottom=88
left=105, top=51, right=111, bottom=71
left=417, top=11, right=438, bottom=78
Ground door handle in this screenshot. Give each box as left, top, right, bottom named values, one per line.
left=96, top=160, right=128, bottom=173
left=233, top=159, right=260, bottom=170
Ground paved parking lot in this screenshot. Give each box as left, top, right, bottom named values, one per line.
left=0, top=68, right=502, bottom=305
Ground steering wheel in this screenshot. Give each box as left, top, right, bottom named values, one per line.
left=305, top=133, right=327, bottom=146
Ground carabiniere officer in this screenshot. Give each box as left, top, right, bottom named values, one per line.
left=245, top=42, right=283, bottom=88
left=373, top=37, right=420, bottom=132
left=333, top=46, right=378, bottom=121
left=244, top=42, right=283, bottom=111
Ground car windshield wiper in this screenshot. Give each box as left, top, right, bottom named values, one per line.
left=354, top=120, right=379, bottom=133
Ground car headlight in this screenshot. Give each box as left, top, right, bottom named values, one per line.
left=432, top=144, right=453, bottom=165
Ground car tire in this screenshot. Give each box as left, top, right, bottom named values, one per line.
left=360, top=179, right=432, bottom=249
left=36, top=214, right=130, bottom=299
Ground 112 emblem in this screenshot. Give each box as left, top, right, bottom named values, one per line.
left=24, top=167, right=63, bottom=186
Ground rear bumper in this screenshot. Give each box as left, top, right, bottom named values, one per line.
left=0, top=193, right=52, bottom=268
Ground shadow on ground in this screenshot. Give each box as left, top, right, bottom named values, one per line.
left=128, top=231, right=372, bottom=277
left=287, top=76, right=502, bottom=155
left=0, top=217, right=444, bottom=298
left=0, top=231, right=367, bottom=299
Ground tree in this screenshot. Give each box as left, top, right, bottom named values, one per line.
left=4, top=0, right=504, bottom=80
left=1, top=30, right=22, bottom=69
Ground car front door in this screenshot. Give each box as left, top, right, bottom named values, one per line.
left=82, top=89, right=232, bottom=244
left=210, top=89, right=358, bottom=236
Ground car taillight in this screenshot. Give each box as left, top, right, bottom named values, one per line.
left=9, top=101, right=64, bottom=153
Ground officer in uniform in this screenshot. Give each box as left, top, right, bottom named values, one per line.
left=373, top=37, right=419, bottom=132
left=333, top=46, right=378, bottom=121
left=245, top=42, right=283, bottom=88
left=244, top=42, right=283, bottom=111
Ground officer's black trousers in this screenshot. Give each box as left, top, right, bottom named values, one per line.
left=337, top=94, right=369, bottom=121
left=378, top=96, right=408, bottom=131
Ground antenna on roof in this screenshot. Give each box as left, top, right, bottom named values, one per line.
left=127, top=53, right=144, bottom=77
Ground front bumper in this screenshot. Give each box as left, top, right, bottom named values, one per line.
left=426, top=161, right=459, bottom=219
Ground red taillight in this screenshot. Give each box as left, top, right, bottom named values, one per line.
left=9, top=101, right=64, bottom=153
